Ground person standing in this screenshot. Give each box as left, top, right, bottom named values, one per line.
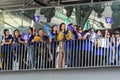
left=33, top=28, right=49, bottom=69
left=26, top=27, right=34, bottom=69
left=57, top=23, right=66, bottom=68
left=13, top=29, right=25, bottom=69
left=49, top=25, right=58, bottom=68
left=1, top=29, right=13, bottom=70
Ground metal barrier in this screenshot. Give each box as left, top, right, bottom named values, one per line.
left=0, top=37, right=120, bottom=70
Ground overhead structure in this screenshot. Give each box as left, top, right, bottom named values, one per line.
left=0, top=0, right=113, bottom=10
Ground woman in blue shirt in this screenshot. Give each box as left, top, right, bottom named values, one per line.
left=74, top=26, right=85, bottom=67
left=49, top=25, right=58, bottom=68
left=13, top=29, right=25, bottom=69
left=1, top=29, right=13, bottom=70
left=75, top=27, right=92, bottom=67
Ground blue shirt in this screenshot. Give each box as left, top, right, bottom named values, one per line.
left=2, top=35, right=12, bottom=42
left=51, top=32, right=57, bottom=41
left=27, top=33, right=34, bottom=43
left=75, top=33, right=84, bottom=51
left=75, top=32, right=93, bottom=52
left=51, top=32, right=57, bottom=50
left=75, top=33, right=85, bottom=39
left=1, top=35, right=13, bottom=52
left=13, top=36, right=25, bottom=50
left=1, top=35, right=13, bottom=44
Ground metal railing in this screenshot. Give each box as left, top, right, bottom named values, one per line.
left=0, top=37, right=120, bottom=71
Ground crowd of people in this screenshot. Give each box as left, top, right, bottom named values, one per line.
left=0, top=23, right=120, bottom=70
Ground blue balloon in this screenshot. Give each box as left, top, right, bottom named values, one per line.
left=33, top=16, right=40, bottom=22
left=105, top=17, right=113, bottom=24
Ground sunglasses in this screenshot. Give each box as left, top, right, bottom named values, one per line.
left=78, top=29, right=82, bottom=30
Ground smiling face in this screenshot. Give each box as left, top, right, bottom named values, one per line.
left=107, top=33, right=110, bottom=38
left=28, top=28, right=33, bottom=34
left=5, top=30, right=10, bottom=36
left=97, top=30, right=102, bottom=37
left=33, top=27, right=36, bottom=34
left=28, top=29, right=31, bottom=34
left=38, top=29, right=44, bottom=37
left=78, top=27, right=83, bottom=34
left=14, top=30, right=20, bottom=37
left=61, top=24, right=66, bottom=31
left=60, top=23, right=66, bottom=32
left=52, top=25, right=58, bottom=32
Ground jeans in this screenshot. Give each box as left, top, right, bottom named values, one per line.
left=65, top=41, right=73, bottom=67
left=27, top=45, right=34, bottom=69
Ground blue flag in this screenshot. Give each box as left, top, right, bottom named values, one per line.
left=44, top=25, right=53, bottom=38
left=68, top=25, right=74, bottom=32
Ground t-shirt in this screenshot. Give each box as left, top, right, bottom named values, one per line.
left=42, top=36, right=48, bottom=41
left=1, top=35, right=13, bottom=52
left=75, top=33, right=84, bottom=39
left=13, top=35, right=24, bottom=43
left=13, top=36, right=25, bottom=50
left=78, top=32, right=93, bottom=52
left=27, top=33, right=34, bottom=43
left=51, top=32, right=57, bottom=41
left=1, top=35, right=13, bottom=44
left=38, top=36, right=48, bottom=47
left=50, top=32, right=57, bottom=50
left=2, top=35, right=12, bottom=41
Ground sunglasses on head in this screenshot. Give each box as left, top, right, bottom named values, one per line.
left=78, top=29, right=82, bottom=30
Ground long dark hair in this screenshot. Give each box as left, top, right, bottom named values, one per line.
left=29, top=27, right=33, bottom=34
left=51, top=25, right=57, bottom=34
left=59, top=23, right=66, bottom=32
left=3, top=29, right=9, bottom=36
left=13, top=29, right=20, bottom=38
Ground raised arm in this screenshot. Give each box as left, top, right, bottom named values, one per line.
left=82, top=32, right=90, bottom=40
